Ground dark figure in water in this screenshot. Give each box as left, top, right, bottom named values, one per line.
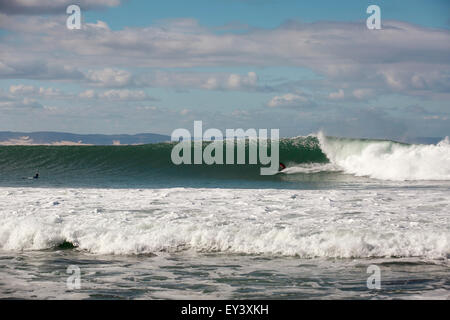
left=33, top=173, right=39, bottom=179
left=279, top=162, right=286, bottom=171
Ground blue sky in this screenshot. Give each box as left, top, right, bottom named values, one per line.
left=85, top=0, right=450, bottom=30
left=0, top=0, right=449, bottom=139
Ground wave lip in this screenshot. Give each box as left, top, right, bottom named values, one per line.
left=318, top=133, right=450, bottom=181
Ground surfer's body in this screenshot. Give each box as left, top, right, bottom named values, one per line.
left=23, top=171, right=39, bottom=180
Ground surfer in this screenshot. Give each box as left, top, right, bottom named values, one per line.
left=22, top=171, right=40, bottom=180
left=279, top=162, right=286, bottom=172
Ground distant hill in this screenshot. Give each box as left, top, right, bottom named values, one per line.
left=0, top=131, right=171, bottom=145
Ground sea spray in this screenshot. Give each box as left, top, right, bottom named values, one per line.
left=318, top=132, right=450, bottom=181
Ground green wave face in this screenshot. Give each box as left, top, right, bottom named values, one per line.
left=2, top=135, right=447, bottom=187
left=0, top=136, right=328, bottom=187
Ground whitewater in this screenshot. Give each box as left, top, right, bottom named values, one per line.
left=317, top=133, right=450, bottom=181
left=1, top=187, right=448, bottom=258
left=0, top=134, right=449, bottom=299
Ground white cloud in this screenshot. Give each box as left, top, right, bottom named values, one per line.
left=86, top=68, right=132, bottom=87
left=267, top=93, right=309, bottom=108
left=9, top=84, right=35, bottom=95
left=381, top=71, right=405, bottom=91
left=0, top=60, right=84, bottom=80
left=202, top=77, right=218, bottom=90
left=328, top=89, right=345, bottom=100
left=352, top=88, right=374, bottom=100
left=0, top=13, right=449, bottom=137
left=86, top=20, right=110, bottom=30
left=1, top=17, right=449, bottom=97
left=227, top=74, right=241, bottom=89
left=132, top=70, right=260, bottom=91
left=0, top=97, right=43, bottom=109
left=226, top=72, right=257, bottom=89
left=78, top=89, right=154, bottom=101
left=9, top=84, right=67, bottom=98
left=136, top=105, right=158, bottom=111
left=79, top=89, right=96, bottom=99
left=100, top=89, right=150, bottom=101
left=328, top=88, right=376, bottom=102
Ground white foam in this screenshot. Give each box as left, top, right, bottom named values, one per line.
left=0, top=187, right=448, bottom=259
left=318, top=133, right=450, bottom=181
left=282, top=163, right=341, bottom=174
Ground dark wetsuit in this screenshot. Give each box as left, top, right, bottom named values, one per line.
left=33, top=173, right=39, bottom=179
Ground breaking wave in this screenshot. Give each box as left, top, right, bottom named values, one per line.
left=0, top=133, right=448, bottom=183
left=317, top=133, right=450, bottom=181
left=0, top=187, right=448, bottom=259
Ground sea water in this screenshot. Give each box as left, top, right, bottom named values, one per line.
left=0, top=135, right=448, bottom=299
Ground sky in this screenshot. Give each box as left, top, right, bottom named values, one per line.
left=0, top=0, right=449, bottom=139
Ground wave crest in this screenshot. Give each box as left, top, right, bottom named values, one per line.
left=318, top=133, right=450, bottom=181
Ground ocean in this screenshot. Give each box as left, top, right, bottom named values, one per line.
left=0, top=134, right=449, bottom=299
